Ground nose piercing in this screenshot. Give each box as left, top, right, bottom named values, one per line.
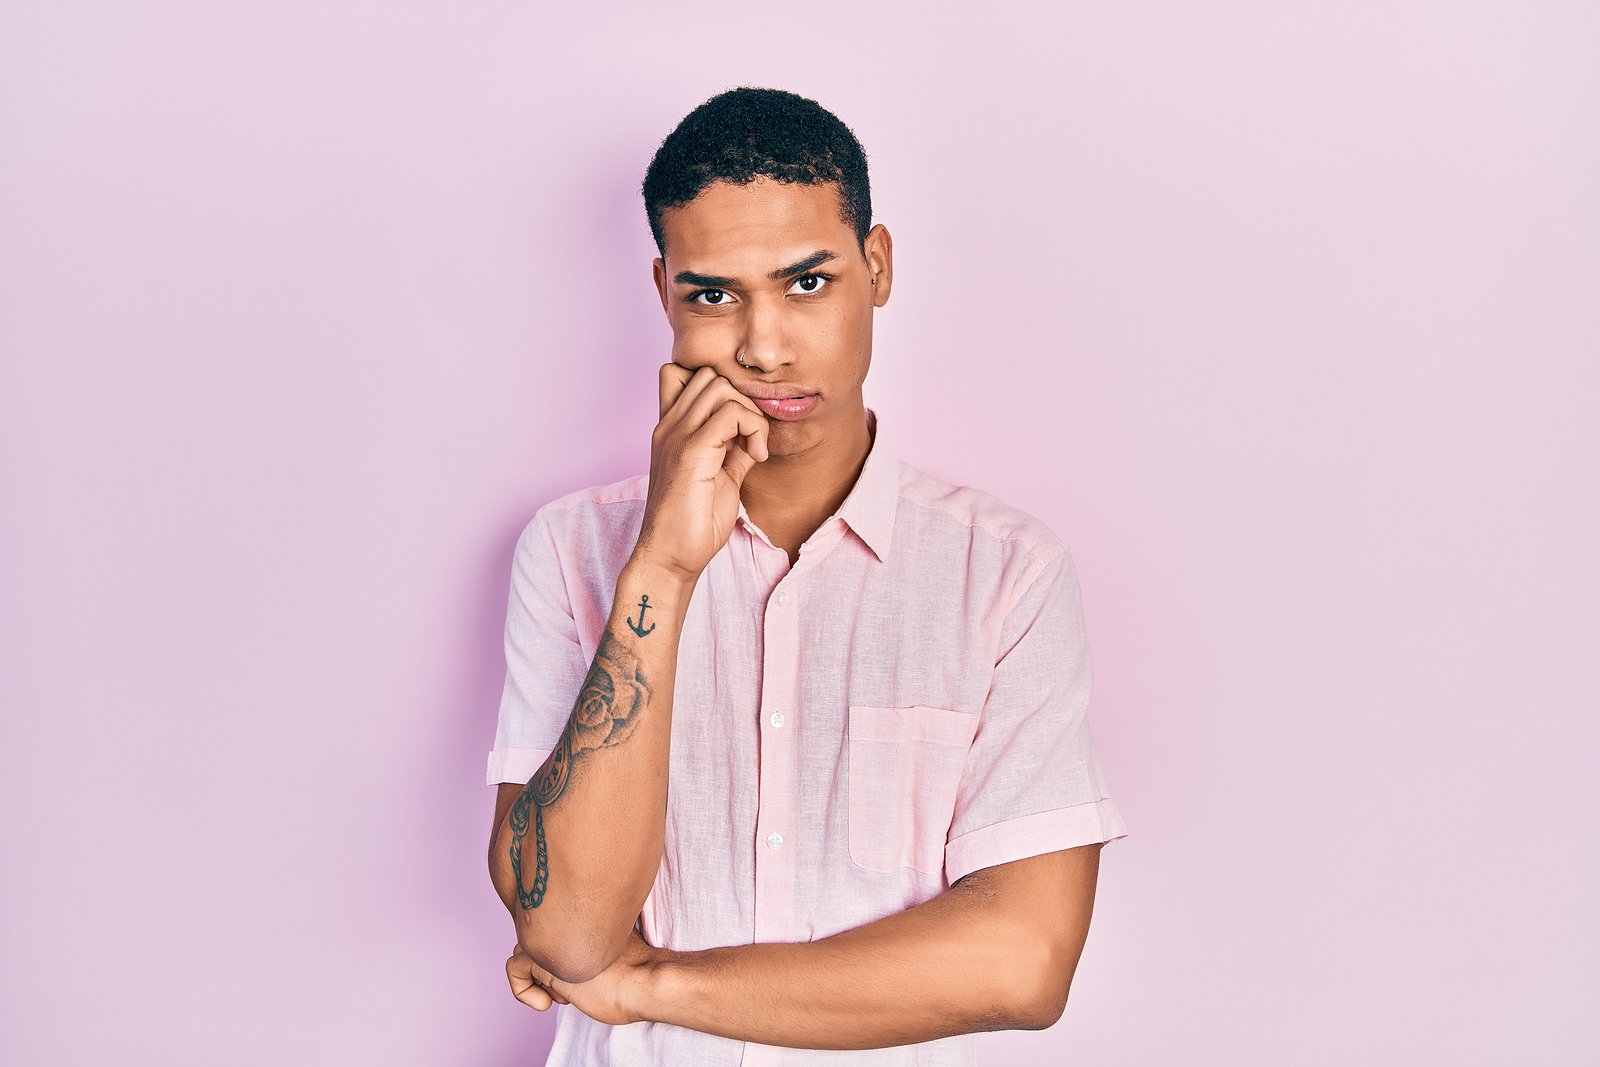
left=737, top=351, right=746, bottom=366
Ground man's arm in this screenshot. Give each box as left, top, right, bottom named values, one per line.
left=487, top=364, right=770, bottom=984
left=487, top=566, right=692, bottom=983
left=507, top=844, right=1103, bottom=1048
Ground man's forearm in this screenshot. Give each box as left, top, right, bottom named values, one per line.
left=489, top=557, right=695, bottom=983
left=638, top=846, right=1101, bottom=1049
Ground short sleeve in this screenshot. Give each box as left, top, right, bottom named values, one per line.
left=486, top=513, right=589, bottom=785
left=944, top=548, right=1126, bottom=883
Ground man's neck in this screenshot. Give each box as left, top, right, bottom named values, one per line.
left=739, top=405, right=874, bottom=566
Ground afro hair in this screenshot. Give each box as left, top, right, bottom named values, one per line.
left=642, top=87, right=871, bottom=256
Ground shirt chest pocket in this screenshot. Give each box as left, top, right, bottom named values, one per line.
left=847, top=705, right=980, bottom=875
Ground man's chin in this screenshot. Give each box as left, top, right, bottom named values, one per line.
left=758, top=419, right=823, bottom=461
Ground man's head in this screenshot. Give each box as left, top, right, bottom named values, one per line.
left=643, top=88, right=892, bottom=462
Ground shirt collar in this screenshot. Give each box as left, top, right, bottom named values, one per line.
left=736, top=408, right=899, bottom=562
left=833, top=408, right=898, bottom=563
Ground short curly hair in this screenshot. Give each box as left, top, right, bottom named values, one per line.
left=642, top=87, right=872, bottom=257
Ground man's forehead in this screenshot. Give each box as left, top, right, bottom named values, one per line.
left=660, top=178, right=854, bottom=275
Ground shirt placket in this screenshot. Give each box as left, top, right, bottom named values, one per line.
left=752, top=546, right=801, bottom=947
left=749, top=520, right=851, bottom=947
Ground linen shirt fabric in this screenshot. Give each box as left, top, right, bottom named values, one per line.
left=488, top=413, right=1125, bottom=1067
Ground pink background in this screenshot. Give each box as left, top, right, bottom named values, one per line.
left=2, top=2, right=1596, bottom=1064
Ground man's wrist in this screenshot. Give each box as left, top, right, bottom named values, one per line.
left=619, top=553, right=699, bottom=603
left=635, top=948, right=690, bottom=1028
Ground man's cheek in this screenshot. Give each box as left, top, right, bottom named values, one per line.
left=670, top=320, right=733, bottom=370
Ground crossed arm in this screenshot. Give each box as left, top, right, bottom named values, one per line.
left=490, top=773, right=1102, bottom=1049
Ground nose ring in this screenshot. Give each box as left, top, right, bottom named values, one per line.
left=737, top=351, right=747, bottom=366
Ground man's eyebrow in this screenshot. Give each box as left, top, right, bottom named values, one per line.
left=673, top=270, right=738, bottom=288
left=768, top=250, right=839, bottom=280
left=672, top=251, right=840, bottom=289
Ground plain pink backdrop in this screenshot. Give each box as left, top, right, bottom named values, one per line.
left=2, top=2, right=1596, bottom=1064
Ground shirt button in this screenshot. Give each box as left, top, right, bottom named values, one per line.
left=769, top=712, right=785, bottom=728
left=766, top=833, right=783, bottom=850
left=775, top=591, right=788, bottom=607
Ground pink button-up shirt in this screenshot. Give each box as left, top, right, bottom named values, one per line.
left=489, top=414, right=1125, bottom=1067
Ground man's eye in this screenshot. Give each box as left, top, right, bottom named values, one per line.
left=693, top=290, right=729, bottom=306
left=789, top=274, right=827, bottom=295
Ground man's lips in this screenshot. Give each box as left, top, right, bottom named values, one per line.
left=736, top=384, right=818, bottom=422
left=751, top=395, right=818, bottom=421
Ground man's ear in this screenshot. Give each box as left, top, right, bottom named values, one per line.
left=652, top=257, right=670, bottom=316
left=864, top=225, right=893, bottom=307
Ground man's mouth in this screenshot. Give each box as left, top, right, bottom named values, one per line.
left=736, top=384, right=819, bottom=422
left=750, top=395, right=818, bottom=421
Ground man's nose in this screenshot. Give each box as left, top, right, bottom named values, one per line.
left=735, top=299, right=793, bottom=373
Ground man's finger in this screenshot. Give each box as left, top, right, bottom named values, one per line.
left=660, top=364, right=718, bottom=425
left=745, top=415, right=770, bottom=464
left=676, top=376, right=766, bottom=439
left=515, top=982, right=554, bottom=1011
left=735, top=405, right=770, bottom=464
left=658, top=362, right=695, bottom=418
left=505, top=952, right=551, bottom=1008
left=506, top=953, right=554, bottom=1011
left=723, top=438, right=759, bottom=486
left=695, top=400, right=770, bottom=464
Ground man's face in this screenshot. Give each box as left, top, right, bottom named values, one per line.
left=652, top=177, right=893, bottom=460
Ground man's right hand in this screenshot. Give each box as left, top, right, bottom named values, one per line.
left=633, top=364, right=770, bottom=583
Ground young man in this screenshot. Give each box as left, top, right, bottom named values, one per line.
left=487, top=88, right=1124, bottom=1066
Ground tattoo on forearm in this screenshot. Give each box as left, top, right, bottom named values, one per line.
left=508, top=628, right=652, bottom=910
left=627, top=595, right=656, bottom=637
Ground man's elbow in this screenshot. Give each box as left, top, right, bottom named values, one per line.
left=524, top=945, right=612, bottom=987
left=998, top=942, right=1074, bottom=1031
left=490, top=859, right=616, bottom=980
left=514, top=919, right=623, bottom=986
left=1008, top=973, right=1070, bottom=1031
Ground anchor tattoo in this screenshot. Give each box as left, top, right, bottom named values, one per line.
left=627, top=595, right=657, bottom=637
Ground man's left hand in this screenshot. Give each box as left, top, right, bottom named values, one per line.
left=506, top=928, right=661, bottom=1025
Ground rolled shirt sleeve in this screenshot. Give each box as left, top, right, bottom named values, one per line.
left=944, top=548, right=1126, bottom=884
left=486, top=511, right=588, bottom=786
